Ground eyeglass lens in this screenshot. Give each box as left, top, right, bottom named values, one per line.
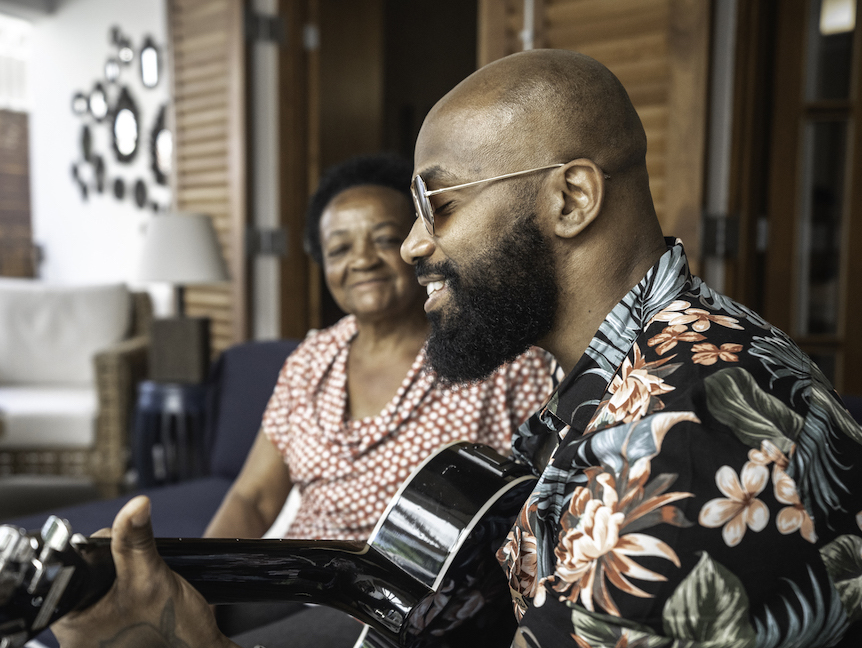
left=411, top=176, right=434, bottom=235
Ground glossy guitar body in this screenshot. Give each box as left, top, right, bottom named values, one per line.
left=0, top=442, right=536, bottom=648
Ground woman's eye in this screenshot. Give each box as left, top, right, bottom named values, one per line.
left=326, top=244, right=349, bottom=258
left=375, top=236, right=401, bottom=248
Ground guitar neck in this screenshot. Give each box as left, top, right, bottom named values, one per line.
left=2, top=443, right=532, bottom=648
left=76, top=537, right=431, bottom=638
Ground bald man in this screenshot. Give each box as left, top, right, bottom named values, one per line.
left=50, top=50, right=862, bottom=648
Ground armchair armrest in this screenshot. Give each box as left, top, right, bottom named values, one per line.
left=92, top=335, right=150, bottom=496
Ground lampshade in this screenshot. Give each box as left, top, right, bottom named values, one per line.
left=139, top=212, right=229, bottom=284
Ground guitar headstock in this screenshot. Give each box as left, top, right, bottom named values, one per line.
left=0, top=516, right=105, bottom=648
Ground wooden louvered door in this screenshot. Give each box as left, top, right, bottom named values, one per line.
left=478, top=0, right=710, bottom=271
left=0, top=109, right=35, bottom=277
left=168, top=0, right=248, bottom=354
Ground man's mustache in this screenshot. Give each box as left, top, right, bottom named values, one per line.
left=415, top=259, right=459, bottom=282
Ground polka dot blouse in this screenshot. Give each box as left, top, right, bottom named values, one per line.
left=262, top=315, right=556, bottom=541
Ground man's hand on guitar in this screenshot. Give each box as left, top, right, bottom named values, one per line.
left=51, top=496, right=238, bottom=648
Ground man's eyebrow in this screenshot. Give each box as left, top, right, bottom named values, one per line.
left=416, top=165, right=462, bottom=189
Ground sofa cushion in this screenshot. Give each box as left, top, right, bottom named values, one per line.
left=4, top=476, right=234, bottom=537
left=0, top=279, right=131, bottom=386
left=206, top=339, right=299, bottom=479
left=0, top=386, right=96, bottom=448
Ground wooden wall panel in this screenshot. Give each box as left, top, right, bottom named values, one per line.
left=277, top=0, right=314, bottom=337
left=478, top=0, right=710, bottom=270
left=478, top=0, right=525, bottom=65
left=168, top=0, right=247, bottom=354
left=0, top=110, right=35, bottom=278
left=545, top=0, right=672, bottom=227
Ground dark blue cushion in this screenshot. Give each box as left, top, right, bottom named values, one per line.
left=207, top=340, right=299, bottom=479
left=206, top=339, right=299, bottom=479
left=6, top=476, right=233, bottom=538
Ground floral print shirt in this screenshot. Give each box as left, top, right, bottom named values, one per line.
left=497, top=239, right=862, bottom=648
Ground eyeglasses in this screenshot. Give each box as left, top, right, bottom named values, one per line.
left=411, top=163, right=565, bottom=235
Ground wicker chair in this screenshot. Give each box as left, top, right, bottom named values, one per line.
left=0, top=291, right=152, bottom=498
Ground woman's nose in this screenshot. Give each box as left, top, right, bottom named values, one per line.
left=401, top=218, right=435, bottom=265
left=349, top=238, right=381, bottom=269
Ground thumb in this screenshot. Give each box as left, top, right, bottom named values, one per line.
left=110, top=496, right=161, bottom=580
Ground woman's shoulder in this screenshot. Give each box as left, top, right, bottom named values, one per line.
left=286, top=315, right=357, bottom=367
left=496, top=346, right=559, bottom=379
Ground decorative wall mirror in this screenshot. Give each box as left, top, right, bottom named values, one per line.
left=134, top=179, right=147, bottom=208
left=71, top=92, right=88, bottom=115
left=112, top=87, right=139, bottom=163
left=70, top=25, right=170, bottom=207
left=104, top=57, right=120, bottom=83
left=140, top=36, right=159, bottom=88
left=93, top=155, right=105, bottom=193
left=89, top=83, right=108, bottom=122
left=118, top=41, right=134, bottom=64
left=110, top=25, right=134, bottom=65
left=80, top=125, right=91, bottom=161
left=150, top=105, right=171, bottom=184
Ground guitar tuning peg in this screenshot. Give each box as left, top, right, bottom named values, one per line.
left=40, top=517, right=73, bottom=552
left=27, top=517, right=73, bottom=596
left=70, top=533, right=88, bottom=547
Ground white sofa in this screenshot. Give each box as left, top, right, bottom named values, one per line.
left=0, top=279, right=152, bottom=496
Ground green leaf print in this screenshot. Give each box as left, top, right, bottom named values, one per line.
left=809, top=385, right=862, bottom=446
left=662, top=552, right=756, bottom=646
left=569, top=604, right=673, bottom=647
left=820, top=535, right=862, bottom=623
left=704, top=368, right=802, bottom=453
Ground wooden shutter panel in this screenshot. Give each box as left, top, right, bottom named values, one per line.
left=0, top=110, right=35, bottom=277
left=479, top=0, right=709, bottom=270
left=168, top=0, right=247, bottom=354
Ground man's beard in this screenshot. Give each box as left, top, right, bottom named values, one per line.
left=420, top=213, right=557, bottom=383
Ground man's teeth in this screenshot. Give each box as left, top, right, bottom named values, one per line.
left=426, top=280, right=445, bottom=296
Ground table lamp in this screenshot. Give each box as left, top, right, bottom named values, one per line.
left=139, top=212, right=229, bottom=383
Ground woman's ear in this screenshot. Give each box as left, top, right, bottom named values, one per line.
left=550, top=159, right=606, bottom=239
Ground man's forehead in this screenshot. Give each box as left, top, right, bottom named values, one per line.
left=415, top=100, right=534, bottom=185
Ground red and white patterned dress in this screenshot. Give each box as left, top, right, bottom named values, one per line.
left=262, top=315, right=556, bottom=541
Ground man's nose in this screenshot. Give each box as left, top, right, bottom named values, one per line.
left=401, top=218, right=435, bottom=265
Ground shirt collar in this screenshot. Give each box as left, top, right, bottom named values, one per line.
left=545, top=237, right=693, bottom=427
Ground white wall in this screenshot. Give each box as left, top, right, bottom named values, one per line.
left=26, top=0, right=170, bottom=301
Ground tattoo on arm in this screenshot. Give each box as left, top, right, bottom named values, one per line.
left=99, top=599, right=191, bottom=648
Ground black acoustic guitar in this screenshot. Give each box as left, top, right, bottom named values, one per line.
left=0, top=442, right=536, bottom=648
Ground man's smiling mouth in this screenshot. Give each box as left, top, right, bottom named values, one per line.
left=426, top=280, right=445, bottom=296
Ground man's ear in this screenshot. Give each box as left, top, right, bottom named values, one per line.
left=549, top=159, right=606, bottom=239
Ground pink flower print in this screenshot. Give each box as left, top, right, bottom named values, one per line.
left=691, top=342, right=743, bottom=366
left=773, top=467, right=817, bottom=543
left=598, top=345, right=675, bottom=426
left=653, top=300, right=743, bottom=332
left=699, top=462, right=770, bottom=547
left=648, top=324, right=706, bottom=355
left=747, top=439, right=790, bottom=470
left=549, top=467, right=690, bottom=616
